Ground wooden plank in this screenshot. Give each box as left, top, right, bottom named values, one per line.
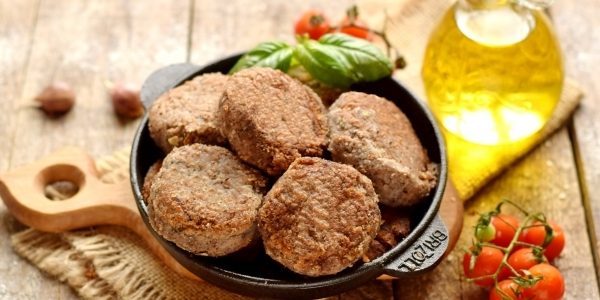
left=552, top=0, right=600, bottom=277
left=394, top=130, right=600, bottom=299
left=1, top=0, right=190, bottom=298
left=10, top=0, right=190, bottom=166
left=0, top=1, right=76, bottom=298
left=0, top=0, right=38, bottom=171
left=190, top=0, right=352, bottom=66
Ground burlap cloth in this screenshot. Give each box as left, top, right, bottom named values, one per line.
left=9, top=0, right=583, bottom=299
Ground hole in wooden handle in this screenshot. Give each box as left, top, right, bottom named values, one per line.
left=35, top=164, right=86, bottom=201
left=44, top=180, right=80, bottom=200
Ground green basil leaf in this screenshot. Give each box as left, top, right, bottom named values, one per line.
left=230, top=41, right=294, bottom=74
left=294, top=33, right=393, bottom=88
left=294, top=39, right=355, bottom=88
left=320, top=33, right=394, bottom=81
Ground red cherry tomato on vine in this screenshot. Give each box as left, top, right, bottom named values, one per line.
left=463, top=246, right=504, bottom=287
left=507, top=248, right=545, bottom=276
left=489, top=279, right=521, bottom=300
left=519, top=221, right=565, bottom=261
left=476, top=214, right=519, bottom=246
left=294, top=10, right=331, bottom=40
left=339, top=17, right=372, bottom=40
left=490, top=214, right=520, bottom=247
left=521, top=264, right=565, bottom=300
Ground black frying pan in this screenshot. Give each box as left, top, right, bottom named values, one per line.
left=130, top=54, right=448, bottom=299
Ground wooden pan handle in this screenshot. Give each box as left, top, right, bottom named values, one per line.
left=0, top=147, right=135, bottom=230
left=0, top=146, right=200, bottom=281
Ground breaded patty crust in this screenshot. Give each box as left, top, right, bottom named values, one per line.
left=217, top=67, right=328, bottom=176
left=328, top=92, right=438, bottom=207
left=141, top=160, right=162, bottom=205
left=148, top=144, right=267, bottom=256
left=149, top=73, right=228, bottom=153
left=258, top=157, right=381, bottom=276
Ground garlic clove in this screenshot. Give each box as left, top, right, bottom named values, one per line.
left=35, top=82, right=76, bottom=116
left=110, top=82, right=144, bottom=119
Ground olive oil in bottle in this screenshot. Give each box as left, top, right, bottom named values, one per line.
left=422, top=0, right=563, bottom=145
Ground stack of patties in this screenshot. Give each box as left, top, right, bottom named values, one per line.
left=143, top=67, right=438, bottom=276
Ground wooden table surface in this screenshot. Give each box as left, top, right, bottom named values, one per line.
left=0, top=0, right=598, bottom=299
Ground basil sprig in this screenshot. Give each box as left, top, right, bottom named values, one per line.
left=230, top=33, right=393, bottom=88
left=230, top=41, right=294, bottom=73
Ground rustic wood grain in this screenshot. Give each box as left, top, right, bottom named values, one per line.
left=0, top=1, right=38, bottom=171
left=190, top=0, right=352, bottom=66
left=0, top=1, right=76, bottom=298
left=0, top=0, right=190, bottom=298
left=10, top=0, right=189, bottom=166
left=553, top=0, right=600, bottom=279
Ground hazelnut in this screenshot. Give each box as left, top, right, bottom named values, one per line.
left=35, top=82, right=75, bottom=116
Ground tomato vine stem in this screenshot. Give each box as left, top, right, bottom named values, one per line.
left=468, top=200, right=556, bottom=299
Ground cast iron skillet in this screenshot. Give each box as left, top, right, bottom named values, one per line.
left=130, top=54, right=448, bottom=299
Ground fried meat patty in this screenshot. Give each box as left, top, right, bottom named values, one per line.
left=258, top=157, right=381, bottom=276
left=363, top=206, right=411, bottom=262
left=141, top=160, right=162, bottom=205
left=217, top=68, right=328, bottom=176
left=148, top=144, right=267, bottom=256
left=149, top=73, right=228, bottom=153
left=328, top=92, right=438, bottom=207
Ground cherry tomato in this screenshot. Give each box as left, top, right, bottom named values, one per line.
left=489, top=279, right=521, bottom=300
left=508, top=248, right=545, bottom=274
left=339, top=17, right=372, bottom=40
left=463, top=246, right=504, bottom=287
left=498, top=248, right=544, bottom=280
left=490, top=214, right=520, bottom=248
left=521, top=264, right=565, bottom=300
left=476, top=222, right=496, bottom=242
left=294, top=10, right=331, bottom=40
left=519, top=221, right=565, bottom=261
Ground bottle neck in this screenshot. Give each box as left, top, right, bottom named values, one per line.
left=460, top=0, right=554, bottom=10
left=455, top=0, right=535, bottom=47
left=460, top=0, right=510, bottom=9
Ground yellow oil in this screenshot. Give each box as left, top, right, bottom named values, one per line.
left=422, top=4, right=563, bottom=145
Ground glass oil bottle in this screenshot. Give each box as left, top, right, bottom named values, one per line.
left=422, top=0, right=563, bottom=145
